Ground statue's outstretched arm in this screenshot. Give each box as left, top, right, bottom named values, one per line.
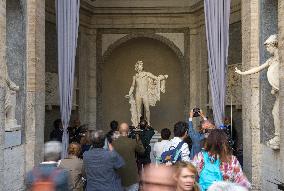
left=147, top=72, right=167, bottom=80
left=235, top=61, right=270, bottom=75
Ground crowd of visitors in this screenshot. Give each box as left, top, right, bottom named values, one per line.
left=27, top=108, right=250, bottom=191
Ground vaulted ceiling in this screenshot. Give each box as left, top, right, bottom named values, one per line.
left=80, top=0, right=204, bottom=13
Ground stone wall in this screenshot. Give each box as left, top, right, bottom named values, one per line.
left=0, top=1, right=6, bottom=190
left=241, top=0, right=284, bottom=190
left=278, top=0, right=284, bottom=184
left=241, top=0, right=261, bottom=190
left=4, top=145, right=25, bottom=191
left=25, top=0, right=45, bottom=173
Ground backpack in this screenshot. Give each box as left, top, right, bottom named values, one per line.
left=160, top=141, right=185, bottom=164
left=31, top=168, right=61, bottom=191
left=199, top=151, right=223, bottom=191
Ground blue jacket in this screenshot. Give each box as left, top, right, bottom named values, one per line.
left=26, top=162, right=70, bottom=191
left=188, top=119, right=205, bottom=159
left=83, top=148, right=125, bottom=191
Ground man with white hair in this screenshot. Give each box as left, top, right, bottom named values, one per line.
left=25, top=141, right=70, bottom=191
left=83, top=130, right=125, bottom=191
left=208, top=181, right=248, bottom=191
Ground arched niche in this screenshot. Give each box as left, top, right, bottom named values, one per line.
left=98, top=34, right=188, bottom=132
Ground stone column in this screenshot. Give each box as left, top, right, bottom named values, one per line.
left=78, top=28, right=97, bottom=129
left=189, top=28, right=199, bottom=110
left=25, top=0, right=45, bottom=172
left=241, top=0, right=261, bottom=190
left=278, top=0, right=284, bottom=180
left=0, top=1, right=6, bottom=190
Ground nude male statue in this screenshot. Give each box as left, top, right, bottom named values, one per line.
left=125, top=61, right=168, bottom=127
left=235, top=34, right=280, bottom=149
left=4, top=62, right=20, bottom=130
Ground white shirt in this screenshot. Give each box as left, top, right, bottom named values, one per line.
left=164, top=137, right=190, bottom=162
left=152, top=140, right=171, bottom=159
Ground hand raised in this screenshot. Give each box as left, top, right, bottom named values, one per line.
left=189, top=109, right=194, bottom=118
left=235, top=67, right=243, bottom=74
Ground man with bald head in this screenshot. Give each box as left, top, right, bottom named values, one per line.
left=113, top=123, right=145, bottom=191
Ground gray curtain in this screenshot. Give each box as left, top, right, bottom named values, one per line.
left=204, top=0, right=231, bottom=128
left=56, top=0, right=80, bottom=158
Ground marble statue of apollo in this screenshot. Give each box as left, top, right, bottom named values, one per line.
left=235, top=34, right=280, bottom=149
left=125, top=61, right=168, bottom=127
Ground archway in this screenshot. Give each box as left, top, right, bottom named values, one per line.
left=100, top=36, right=187, bottom=132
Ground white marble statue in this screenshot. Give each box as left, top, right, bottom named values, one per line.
left=4, top=62, right=20, bottom=131
left=125, top=61, right=168, bottom=127
left=235, top=34, right=280, bottom=149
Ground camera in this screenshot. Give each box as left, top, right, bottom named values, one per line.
left=193, top=107, right=201, bottom=117
left=128, top=126, right=142, bottom=139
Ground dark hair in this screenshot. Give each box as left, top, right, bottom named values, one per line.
left=53, top=119, right=62, bottom=129
left=173, top=121, right=188, bottom=137
left=204, top=129, right=231, bottom=162
left=91, top=130, right=106, bottom=148
left=161, top=128, right=171, bottom=140
left=139, top=119, right=148, bottom=129
left=110, top=120, right=119, bottom=131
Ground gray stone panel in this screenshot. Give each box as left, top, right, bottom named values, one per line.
left=4, top=145, right=25, bottom=191
left=4, top=130, right=21, bottom=148
left=259, top=0, right=278, bottom=142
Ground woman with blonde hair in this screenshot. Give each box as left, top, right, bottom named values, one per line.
left=59, top=143, right=85, bottom=191
left=174, top=161, right=200, bottom=191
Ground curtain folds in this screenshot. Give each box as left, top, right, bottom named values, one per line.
left=56, top=0, right=80, bottom=158
left=204, top=0, right=231, bottom=128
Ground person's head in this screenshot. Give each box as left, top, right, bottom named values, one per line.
left=110, top=120, right=119, bottom=131
left=141, top=164, right=176, bottom=191
left=135, top=60, right=144, bottom=72
left=80, top=130, right=94, bottom=145
left=264, top=34, right=278, bottom=55
left=73, top=118, right=80, bottom=128
left=53, top=119, right=62, bottom=129
left=174, top=162, right=199, bottom=191
left=140, top=119, right=148, bottom=129
left=207, top=181, right=248, bottom=191
left=119, top=122, right=129, bottom=136
left=68, top=142, right=81, bottom=157
left=91, top=130, right=106, bottom=148
left=200, top=120, right=215, bottom=138
left=204, top=129, right=231, bottom=162
left=161, top=128, right=171, bottom=140
left=174, top=121, right=188, bottom=139
left=44, top=141, right=62, bottom=162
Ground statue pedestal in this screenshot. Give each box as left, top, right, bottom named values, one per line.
left=5, top=120, right=21, bottom=132
left=4, top=129, right=22, bottom=148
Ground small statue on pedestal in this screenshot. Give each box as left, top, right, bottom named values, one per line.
left=4, top=62, right=20, bottom=131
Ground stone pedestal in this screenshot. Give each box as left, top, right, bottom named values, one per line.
left=4, top=130, right=21, bottom=148
left=5, top=121, right=20, bottom=132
